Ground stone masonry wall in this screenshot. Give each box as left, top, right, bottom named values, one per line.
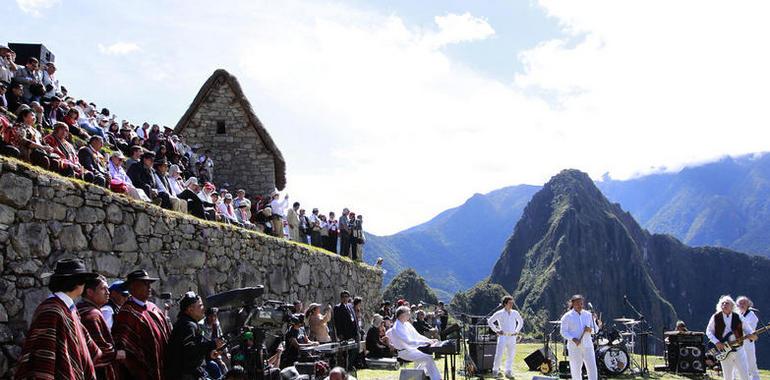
left=180, top=78, right=278, bottom=196
left=0, top=157, right=382, bottom=377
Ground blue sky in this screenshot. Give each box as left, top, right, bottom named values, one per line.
left=6, top=0, right=770, bottom=234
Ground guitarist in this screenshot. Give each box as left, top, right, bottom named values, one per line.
left=706, top=295, right=756, bottom=380
left=736, top=296, right=760, bottom=380
left=560, top=294, right=598, bottom=380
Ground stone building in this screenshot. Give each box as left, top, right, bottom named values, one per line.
left=175, top=69, right=286, bottom=196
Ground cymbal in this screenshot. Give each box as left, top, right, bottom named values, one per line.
left=613, top=318, right=635, bottom=323
left=548, top=320, right=562, bottom=324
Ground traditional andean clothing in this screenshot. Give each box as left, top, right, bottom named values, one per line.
left=112, top=297, right=171, bottom=380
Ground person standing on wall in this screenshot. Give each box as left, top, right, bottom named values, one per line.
left=487, top=295, right=524, bottom=378
left=560, top=294, right=598, bottom=380
left=339, top=208, right=351, bottom=257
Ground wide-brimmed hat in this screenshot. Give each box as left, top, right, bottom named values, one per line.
left=110, top=151, right=125, bottom=160
left=153, top=157, right=168, bottom=166
left=41, top=258, right=98, bottom=279
left=126, top=269, right=159, bottom=283
left=184, top=177, right=199, bottom=187
left=570, top=294, right=584, bottom=302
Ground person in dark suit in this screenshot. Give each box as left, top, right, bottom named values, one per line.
left=76, top=135, right=109, bottom=187
left=165, top=292, right=224, bottom=380
left=127, top=150, right=171, bottom=209
left=333, top=290, right=358, bottom=341
left=177, top=177, right=213, bottom=219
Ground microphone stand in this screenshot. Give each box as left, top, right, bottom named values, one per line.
left=624, top=296, right=649, bottom=375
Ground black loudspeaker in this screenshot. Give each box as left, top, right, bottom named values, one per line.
left=7, top=43, right=55, bottom=65
left=468, top=341, right=496, bottom=373
left=667, top=343, right=706, bottom=373
left=524, top=348, right=556, bottom=372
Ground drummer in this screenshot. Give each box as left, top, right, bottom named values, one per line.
left=280, top=314, right=319, bottom=369
left=560, top=294, right=598, bottom=380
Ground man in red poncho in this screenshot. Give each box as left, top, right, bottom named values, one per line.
left=15, top=258, right=103, bottom=380
left=112, top=269, right=172, bottom=380
left=77, top=274, right=126, bottom=380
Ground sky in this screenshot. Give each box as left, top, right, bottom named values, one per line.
left=5, top=0, right=770, bottom=235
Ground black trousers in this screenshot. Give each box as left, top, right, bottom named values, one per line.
left=326, top=233, right=338, bottom=253
left=310, top=231, right=322, bottom=247
left=340, top=232, right=351, bottom=257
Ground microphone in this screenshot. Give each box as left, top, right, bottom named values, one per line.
left=588, top=302, right=594, bottom=310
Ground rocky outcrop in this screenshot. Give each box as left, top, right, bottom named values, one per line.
left=0, top=157, right=382, bottom=377
left=382, top=269, right=439, bottom=305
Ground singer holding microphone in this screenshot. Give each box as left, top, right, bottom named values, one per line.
left=560, top=294, right=598, bottom=380
left=487, top=296, right=524, bottom=378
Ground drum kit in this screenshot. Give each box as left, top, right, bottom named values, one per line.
left=546, top=317, right=648, bottom=377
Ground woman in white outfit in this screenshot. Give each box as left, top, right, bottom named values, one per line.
left=560, top=294, right=598, bottom=380
left=385, top=306, right=442, bottom=380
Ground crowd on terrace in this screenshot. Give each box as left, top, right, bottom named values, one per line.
left=0, top=44, right=365, bottom=259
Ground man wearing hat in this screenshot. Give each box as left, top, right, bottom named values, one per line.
left=153, top=156, right=186, bottom=212
left=165, top=291, right=224, bottom=379
left=112, top=269, right=172, bottom=380
left=177, top=177, right=214, bottom=220
left=0, top=45, right=17, bottom=84
left=128, top=150, right=172, bottom=208
left=77, top=274, right=126, bottom=380
left=559, top=294, right=598, bottom=380
left=15, top=259, right=103, bottom=380
left=108, top=150, right=151, bottom=202
left=101, top=280, right=129, bottom=329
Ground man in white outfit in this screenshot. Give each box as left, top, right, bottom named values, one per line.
left=706, top=295, right=756, bottom=380
left=560, top=294, right=598, bottom=380
left=487, top=296, right=524, bottom=378
left=735, top=296, right=760, bottom=380
left=385, top=306, right=442, bottom=380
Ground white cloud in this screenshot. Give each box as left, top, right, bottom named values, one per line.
left=423, top=12, right=496, bottom=48
left=16, top=0, right=59, bottom=16
left=98, top=42, right=141, bottom=56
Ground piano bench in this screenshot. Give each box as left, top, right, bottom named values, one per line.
left=366, top=357, right=400, bottom=370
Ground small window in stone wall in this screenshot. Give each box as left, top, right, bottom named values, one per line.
left=216, top=120, right=226, bottom=134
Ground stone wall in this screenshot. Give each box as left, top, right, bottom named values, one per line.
left=179, top=78, right=278, bottom=196
left=0, top=157, right=382, bottom=377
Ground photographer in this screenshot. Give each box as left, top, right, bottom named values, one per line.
left=165, top=291, right=225, bottom=380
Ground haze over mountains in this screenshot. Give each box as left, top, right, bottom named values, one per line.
left=367, top=152, right=770, bottom=298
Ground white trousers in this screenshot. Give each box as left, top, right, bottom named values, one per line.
left=493, top=336, right=517, bottom=373
left=724, top=347, right=751, bottom=380
left=567, top=342, right=597, bottom=380
left=398, top=348, right=442, bottom=380
left=739, top=341, right=760, bottom=380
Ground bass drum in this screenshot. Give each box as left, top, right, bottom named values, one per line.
left=596, top=345, right=629, bottom=376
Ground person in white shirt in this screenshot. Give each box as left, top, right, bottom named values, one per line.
left=706, top=295, right=756, bottom=380
left=735, top=296, right=760, bottom=380
left=385, top=306, right=442, bottom=380
left=41, top=62, right=59, bottom=99
left=487, top=296, right=524, bottom=378
left=269, top=191, right=290, bottom=238
left=167, top=164, right=186, bottom=196
left=218, top=193, right=240, bottom=225
left=108, top=151, right=150, bottom=202
left=0, top=46, right=17, bottom=84
left=560, top=294, right=598, bottom=380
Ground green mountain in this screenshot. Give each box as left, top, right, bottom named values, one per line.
left=367, top=153, right=770, bottom=298
left=382, top=269, right=439, bottom=306
left=489, top=169, right=770, bottom=368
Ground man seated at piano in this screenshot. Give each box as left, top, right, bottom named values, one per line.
left=366, top=314, right=395, bottom=359
left=280, top=314, right=319, bottom=369
left=386, top=306, right=443, bottom=380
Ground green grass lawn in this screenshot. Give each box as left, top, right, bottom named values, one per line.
left=356, top=343, right=770, bottom=380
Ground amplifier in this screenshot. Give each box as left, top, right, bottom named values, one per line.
left=468, top=341, right=496, bottom=373
left=7, top=43, right=55, bottom=65
left=666, top=343, right=706, bottom=374
left=666, top=333, right=704, bottom=345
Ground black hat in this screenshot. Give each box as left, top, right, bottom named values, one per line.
left=153, top=157, right=168, bottom=166
left=126, top=269, right=159, bottom=283
left=179, top=291, right=201, bottom=313
left=141, top=151, right=156, bottom=160
left=41, top=258, right=97, bottom=279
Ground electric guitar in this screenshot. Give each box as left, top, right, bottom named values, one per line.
left=707, top=323, right=769, bottom=361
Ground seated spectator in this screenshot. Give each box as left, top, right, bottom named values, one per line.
left=127, top=150, right=171, bottom=208
left=77, top=135, right=109, bottom=187
left=413, top=310, right=437, bottom=338
left=0, top=82, right=7, bottom=109
left=78, top=106, right=107, bottom=139
left=177, top=177, right=214, bottom=220
left=365, top=314, right=393, bottom=359
left=0, top=111, right=20, bottom=158
left=41, top=61, right=59, bottom=99
left=218, top=193, right=241, bottom=226
left=3, top=108, right=53, bottom=169
left=125, top=145, right=142, bottom=169
left=6, top=83, right=24, bottom=114
left=236, top=203, right=257, bottom=229
left=167, top=164, right=185, bottom=196
left=255, top=206, right=273, bottom=234
left=14, top=57, right=43, bottom=102
left=198, top=182, right=215, bottom=204
left=29, top=101, right=49, bottom=129
left=0, top=45, right=17, bottom=84
left=210, top=192, right=222, bottom=221
left=43, top=122, right=87, bottom=179
left=62, top=108, right=89, bottom=140
left=107, top=151, right=150, bottom=202
left=43, top=95, right=65, bottom=126
left=153, top=158, right=187, bottom=213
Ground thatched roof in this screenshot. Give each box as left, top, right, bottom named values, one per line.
left=174, top=69, right=286, bottom=190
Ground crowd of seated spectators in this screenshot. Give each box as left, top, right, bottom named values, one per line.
left=0, top=44, right=366, bottom=259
